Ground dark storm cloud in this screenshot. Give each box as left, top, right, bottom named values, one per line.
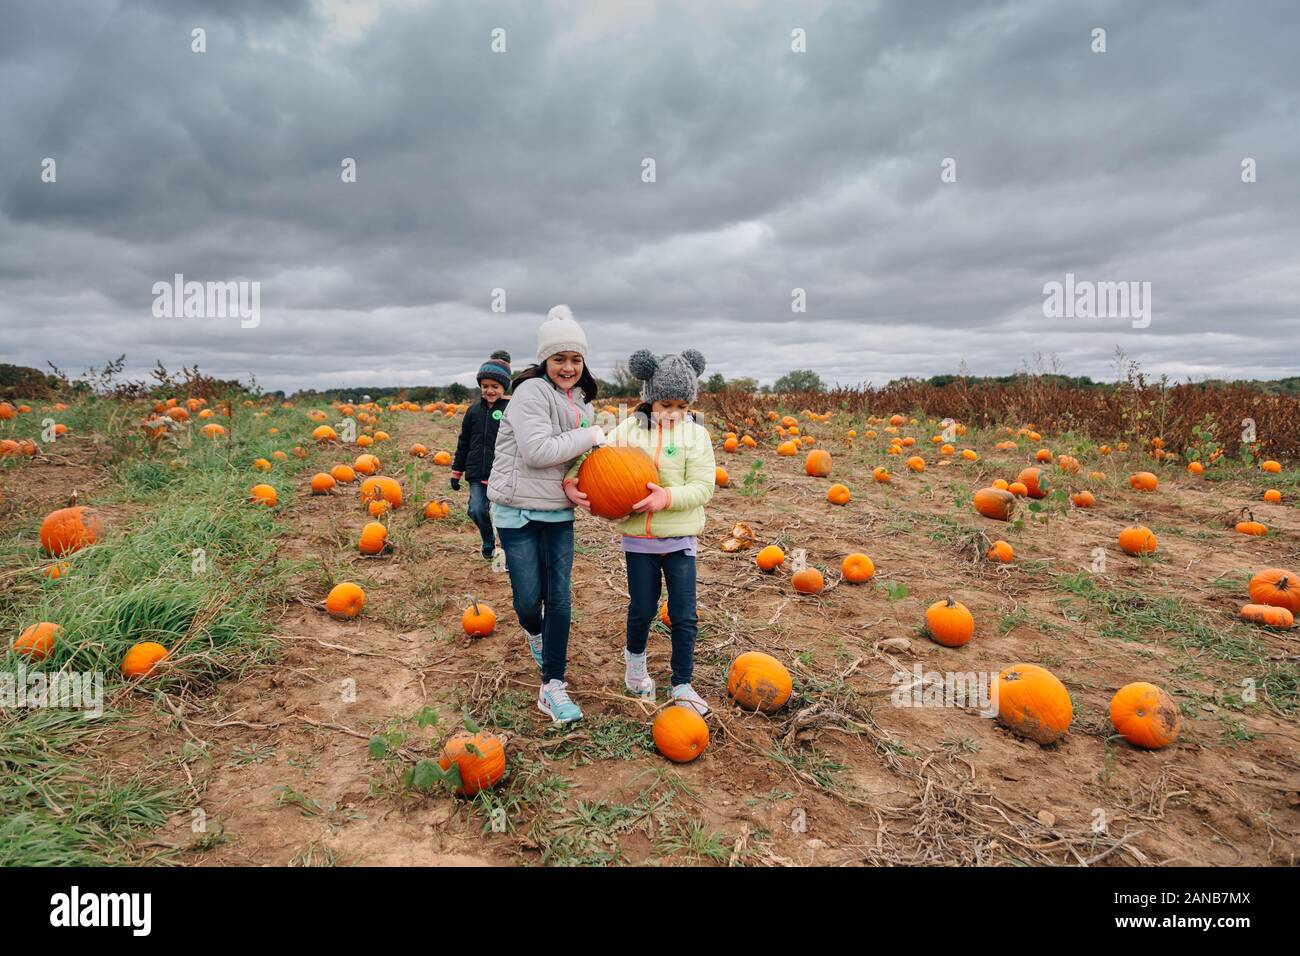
left=1, top=0, right=1297, bottom=392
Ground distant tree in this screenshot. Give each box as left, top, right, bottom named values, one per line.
left=446, top=382, right=471, bottom=403
left=727, top=376, right=758, bottom=392
left=773, top=369, right=824, bottom=393
left=606, top=361, right=641, bottom=397
left=702, top=372, right=727, bottom=393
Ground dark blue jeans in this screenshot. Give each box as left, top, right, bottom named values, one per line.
left=467, top=481, right=495, bottom=551
left=497, top=519, right=574, bottom=683
left=625, top=549, right=697, bottom=686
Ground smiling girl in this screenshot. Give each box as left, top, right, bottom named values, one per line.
left=487, top=306, right=605, bottom=724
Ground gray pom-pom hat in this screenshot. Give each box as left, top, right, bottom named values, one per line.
left=627, top=348, right=707, bottom=405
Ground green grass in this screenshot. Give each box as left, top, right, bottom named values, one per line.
left=0, top=393, right=311, bottom=863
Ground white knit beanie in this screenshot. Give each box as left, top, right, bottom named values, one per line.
left=536, top=305, right=589, bottom=365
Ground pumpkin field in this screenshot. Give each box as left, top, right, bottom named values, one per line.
left=1, top=382, right=1298, bottom=867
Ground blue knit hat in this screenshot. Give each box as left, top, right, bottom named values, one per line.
left=477, top=350, right=512, bottom=389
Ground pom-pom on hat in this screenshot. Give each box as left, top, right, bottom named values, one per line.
left=628, top=348, right=707, bottom=405
left=477, top=350, right=512, bottom=389
left=536, top=305, right=589, bottom=365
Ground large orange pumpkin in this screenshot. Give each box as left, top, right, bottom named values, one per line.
left=972, top=487, right=1016, bottom=521
left=653, top=707, right=710, bottom=763
left=1109, top=682, right=1180, bottom=749
left=726, top=652, right=792, bottom=713
left=804, top=449, right=832, bottom=478
left=996, top=663, right=1072, bottom=745
left=577, top=445, right=660, bottom=520
left=39, top=507, right=103, bottom=556
left=1247, top=568, right=1300, bottom=614
left=438, top=732, right=506, bottom=796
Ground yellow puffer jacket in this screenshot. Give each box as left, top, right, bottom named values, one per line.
left=566, top=414, right=715, bottom=537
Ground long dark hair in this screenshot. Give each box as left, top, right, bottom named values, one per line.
left=513, top=358, right=600, bottom=402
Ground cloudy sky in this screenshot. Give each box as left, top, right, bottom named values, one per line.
left=2, top=0, right=1297, bottom=393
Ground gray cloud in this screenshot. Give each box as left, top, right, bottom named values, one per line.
left=2, top=0, right=1298, bottom=392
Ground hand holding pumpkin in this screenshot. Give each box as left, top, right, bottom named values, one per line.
left=563, top=478, right=591, bottom=510
left=632, top=482, right=670, bottom=513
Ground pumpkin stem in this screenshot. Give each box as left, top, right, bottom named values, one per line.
left=945, top=595, right=956, bottom=607
left=471, top=595, right=480, bottom=615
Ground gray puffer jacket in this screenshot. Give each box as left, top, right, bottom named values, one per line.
left=487, top=376, right=598, bottom=511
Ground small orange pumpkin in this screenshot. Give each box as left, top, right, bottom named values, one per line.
left=358, top=521, right=389, bottom=555
left=14, top=622, right=61, bottom=660
left=826, top=483, right=851, bottom=506
left=310, top=473, right=337, bottom=495
left=1118, top=525, right=1157, bottom=555
left=462, top=599, right=497, bottom=637
left=653, top=707, right=710, bottom=763
left=925, top=597, right=974, bottom=647
left=325, top=582, right=366, bottom=619
left=986, top=540, right=1014, bottom=563
left=249, top=484, right=277, bottom=507
left=841, top=553, right=875, bottom=582
left=1129, top=471, right=1158, bottom=492
left=727, top=652, right=792, bottom=713
left=438, top=732, right=506, bottom=796
left=1260, top=460, right=1282, bottom=474
left=1070, top=490, right=1095, bottom=508
left=792, top=568, right=825, bottom=595
left=39, top=506, right=103, bottom=556
left=331, top=464, right=357, bottom=484
left=1239, top=603, right=1293, bottom=628
left=121, top=641, right=169, bottom=679
left=996, top=664, right=1072, bottom=745
left=756, top=545, right=785, bottom=572
left=1109, top=682, right=1180, bottom=749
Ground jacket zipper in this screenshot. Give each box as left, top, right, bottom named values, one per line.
left=646, top=422, right=664, bottom=535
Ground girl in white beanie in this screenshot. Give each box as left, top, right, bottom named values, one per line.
left=487, top=305, right=606, bottom=724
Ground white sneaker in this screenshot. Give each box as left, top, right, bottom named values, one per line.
left=671, top=683, right=710, bottom=716
left=624, top=648, right=655, bottom=698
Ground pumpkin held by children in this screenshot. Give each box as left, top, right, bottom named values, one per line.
left=577, top=445, right=660, bottom=520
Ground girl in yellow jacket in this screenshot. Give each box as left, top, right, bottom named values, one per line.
left=564, top=349, right=715, bottom=714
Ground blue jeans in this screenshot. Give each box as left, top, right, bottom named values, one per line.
left=467, top=481, right=495, bottom=552
left=497, top=519, right=574, bottom=683
left=625, top=549, right=697, bottom=686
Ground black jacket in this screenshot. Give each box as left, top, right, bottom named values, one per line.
left=452, top=396, right=509, bottom=482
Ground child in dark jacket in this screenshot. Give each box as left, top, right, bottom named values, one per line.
left=451, top=350, right=512, bottom=558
